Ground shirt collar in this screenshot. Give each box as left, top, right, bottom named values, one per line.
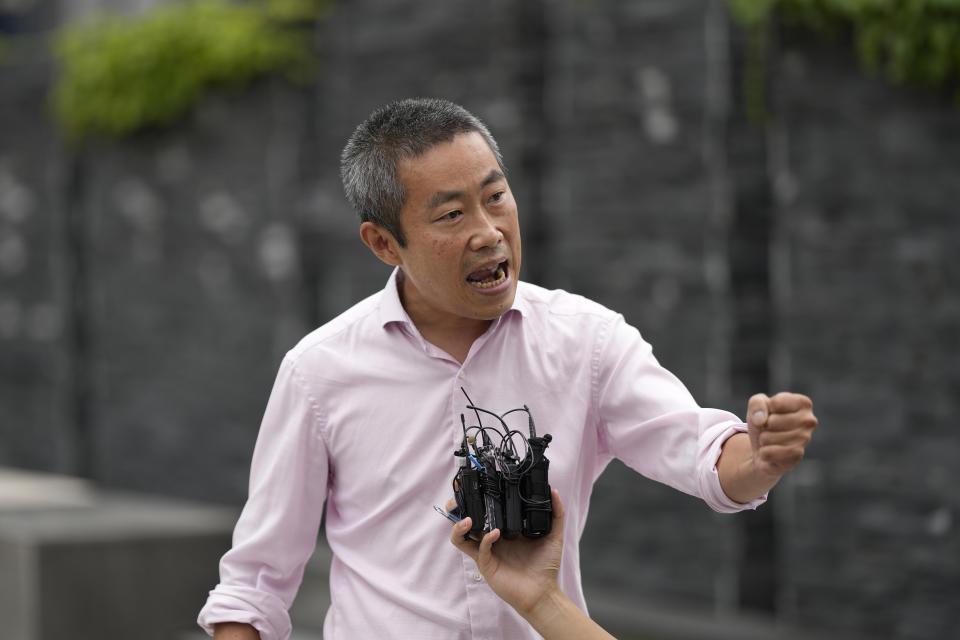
left=379, top=267, right=529, bottom=330
left=379, top=267, right=413, bottom=328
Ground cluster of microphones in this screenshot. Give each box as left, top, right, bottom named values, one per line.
left=448, top=391, right=553, bottom=539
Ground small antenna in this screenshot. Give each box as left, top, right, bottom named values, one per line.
left=461, top=387, right=484, bottom=429
left=524, top=404, right=537, bottom=438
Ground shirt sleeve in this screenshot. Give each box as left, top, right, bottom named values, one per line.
left=198, top=355, right=330, bottom=639
left=594, top=314, right=765, bottom=513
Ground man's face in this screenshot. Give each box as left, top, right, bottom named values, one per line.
left=389, top=131, right=521, bottom=328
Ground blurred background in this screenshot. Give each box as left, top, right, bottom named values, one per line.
left=1, top=0, right=958, bottom=639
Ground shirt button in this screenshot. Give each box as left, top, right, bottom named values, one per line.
left=472, top=571, right=482, bottom=582
left=458, top=371, right=465, bottom=379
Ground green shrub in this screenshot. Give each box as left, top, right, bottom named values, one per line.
left=52, top=0, right=327, bottom=140
left=728, top=0, right=960, bottom=103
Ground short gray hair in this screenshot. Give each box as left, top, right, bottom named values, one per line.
left=340, top=98, right=505, bottom=247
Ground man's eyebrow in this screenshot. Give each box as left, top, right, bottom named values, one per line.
left=480, top=169, right=506, bottom=189
left=426, top=190, right=462, bottom=210
left=425, top=170, right=507, bottom=210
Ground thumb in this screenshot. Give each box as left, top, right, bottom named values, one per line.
left=746, top=393, right=769, bottom=456
left=747, top=393, right=770, bottom=430
left=477, top=528, right=501, bottom=568
left=450, top=517, right=479, bottom=562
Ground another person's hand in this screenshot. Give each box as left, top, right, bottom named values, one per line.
left=448, top=490, right=616, bottom=640
left=449, top=489, right=565, bottom=616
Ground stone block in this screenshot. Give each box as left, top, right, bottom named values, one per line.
left=0, top=467, right=235, bottom=640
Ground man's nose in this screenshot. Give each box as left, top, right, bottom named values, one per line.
left=469, top=210, right=503, bottom=251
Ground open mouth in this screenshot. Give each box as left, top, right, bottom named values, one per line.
left=466, top=260, right=508, bottom=290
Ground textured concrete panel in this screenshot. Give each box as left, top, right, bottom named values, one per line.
left=0, top=468, right=235, bottom=640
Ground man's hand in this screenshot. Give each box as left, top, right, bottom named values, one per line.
left=746, top=392, right=818, bottom=477
left=449, top=490, right=565, bottom=617
left=718, top=392, right=818, bottom=504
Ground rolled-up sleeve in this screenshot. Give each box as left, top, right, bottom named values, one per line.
left=198, top=355, right=330, bottom=639
left=594, top=315, right=765, bottom=513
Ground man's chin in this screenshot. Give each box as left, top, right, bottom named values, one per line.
left=466, top=285, right=517, bottom=319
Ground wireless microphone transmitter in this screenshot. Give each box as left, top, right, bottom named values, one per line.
left=500, top=451, right=524, bottom=539
left=453, top=445, right=485, bottom=538
left=521, top=433, right=553, bottom=538
left=476, top=443, right=505, bottom=534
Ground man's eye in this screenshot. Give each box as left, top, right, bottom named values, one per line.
left=439, top=210, right=462, bottom=221
left=489, top=191, right=504, bottom=203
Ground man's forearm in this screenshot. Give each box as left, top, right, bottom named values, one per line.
left=716, top=432, right=781, bottom=504
left=213, top=622, right=260, bottom=640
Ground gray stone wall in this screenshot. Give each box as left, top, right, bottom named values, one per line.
left=1, top=1, right=958, bottom=638
left=1, top=1, right=73, bottom=474
left=768, top=29, right=960, bottom=640
left=67, top=81, right=315, bottom=500
left=544, top=0, right=744, bottom=611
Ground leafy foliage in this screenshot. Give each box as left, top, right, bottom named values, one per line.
left=728, top=0, right=960, bottom=102
left=52, top=0, right=327, bottom=140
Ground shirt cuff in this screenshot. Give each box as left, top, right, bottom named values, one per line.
left=699, top=421, right=767, bottom=513
left=197, top=585, right=291, bottom=640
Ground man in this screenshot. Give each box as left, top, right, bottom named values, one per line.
left=198, top=98, right=817, bottom=639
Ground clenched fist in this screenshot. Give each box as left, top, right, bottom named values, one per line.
left=746, top=392, right=818, bottom=477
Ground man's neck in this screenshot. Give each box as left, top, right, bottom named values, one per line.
left=397, top=275, right=492, bottom=363
left=414, top=319, right=491, bottom=364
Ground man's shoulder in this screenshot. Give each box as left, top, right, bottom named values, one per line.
left=512, top=282, right=625, bottom=364
left=287, top=289, right=384, bottom=360
left=516, top=281, right=619, bottom=322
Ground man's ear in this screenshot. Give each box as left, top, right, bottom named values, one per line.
left=360, top=221, right=403, bottom=267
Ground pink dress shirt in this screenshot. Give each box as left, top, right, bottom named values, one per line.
left=198, top=268, right=763, bottom=639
